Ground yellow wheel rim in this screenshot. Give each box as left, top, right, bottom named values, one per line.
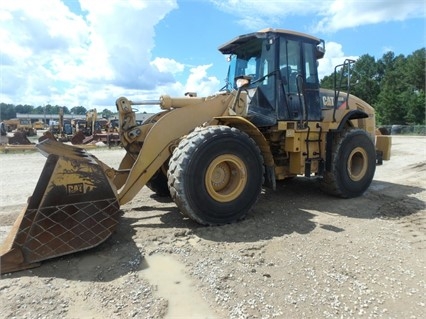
left=347, top=147, right=368, bottom=181
left=205, top=154, right=247, bottom=202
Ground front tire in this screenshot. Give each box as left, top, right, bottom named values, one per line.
left=321, top=129, right=376, bottom=198
left=168, top=126, right=264, bottom=225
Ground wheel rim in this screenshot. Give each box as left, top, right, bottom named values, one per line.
left=347, top=147, right=368, bottom=181
left=205, top=154, right=247, bottom=202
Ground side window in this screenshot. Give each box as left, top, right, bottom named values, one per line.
left=279, top=39, right=301, bottom=92
left=303, top=43, right=319, bottom=84
left=246, top=56, right=257, bottom=77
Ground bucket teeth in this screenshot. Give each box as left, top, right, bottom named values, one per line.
left=1, top=139, right=121, bottom=274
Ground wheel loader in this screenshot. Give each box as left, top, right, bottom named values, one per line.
left=0, top=28, right=391, bottom=274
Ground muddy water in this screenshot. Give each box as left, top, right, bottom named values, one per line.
left=142, top=254, right=219, bottom=319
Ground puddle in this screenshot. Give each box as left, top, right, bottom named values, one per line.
left=142, top=254, right=219, bottom=319
left=369, top=183, right=388, bottom=191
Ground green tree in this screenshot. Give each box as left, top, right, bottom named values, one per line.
left=44, top=104, right=55, bottom=115
left=375, top=50, right=425, bottom=125
left=15, top=104, right=34, bottom=114
left=33, top=105, right=45, bottom=114
left=320, top=73, right=334, bottom=90
left=321, top=55, right=382, bottom=105
left=62, top=106, right=70, bottom=114
left=101, top=108, right=114, bottom=119
left=403, top=90, right=425, bottom=124
left=404, top=48, right=426, bottom=124
left=351, top=54, right=381, bottom=105
left=0, top=103, right=16, bottom=120
left=375, top=53, right=407, bottom=124
left=405, top=48, right=426, bottom=91
left=70, top=106, right=87, bottom=115
left=50, top=105, right=60, bottom=115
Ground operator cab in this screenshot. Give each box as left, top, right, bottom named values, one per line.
left=219, top=28, right=325, bottom=127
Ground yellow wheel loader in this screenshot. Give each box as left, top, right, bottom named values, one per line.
left=0, top=28, right=391, bottom=273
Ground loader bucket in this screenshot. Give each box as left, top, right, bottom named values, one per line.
left=0, top=139, right=121, bottom=274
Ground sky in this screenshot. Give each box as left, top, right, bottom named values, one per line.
left=0, top=0, right=425, bottom=113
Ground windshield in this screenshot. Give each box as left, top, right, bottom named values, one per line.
left=225, top=55, right=257, bottom=90
left=224, top=37, right=274, bottom=91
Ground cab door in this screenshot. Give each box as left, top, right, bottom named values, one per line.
left=277, top=37, right=321, bottom=121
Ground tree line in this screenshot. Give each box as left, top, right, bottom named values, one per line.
left=0, top=104, right=114, bottom=121
left=320, top=48, right=425, bottom=125
left=1, top=48, right=424, bottom=125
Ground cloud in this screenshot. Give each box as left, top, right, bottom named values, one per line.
left=151, top=57, right=185, bottom=74
left=2, top=0, right=421, bottom=113
left=318, top=42, right=359, bottom=79
left=209, top=0, right=423, bottom=80
left=184, top=64, right=221, bottom=96
left=0, top=0, right=179, bottom=109
left=314, top=0, right=426, bottom=32
left=126, top=63, right=221, bottom=114
left=210, top=0, right=426, bottom=32
left=154, top=64, right=221, bottom=100
left=210, top=0, right=317, bottom=30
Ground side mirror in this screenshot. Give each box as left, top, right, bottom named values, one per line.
left=235, top=75, right=252, bottom=89
left=316, top=40, right=325, bottom=59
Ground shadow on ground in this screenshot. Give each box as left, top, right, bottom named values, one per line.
left=5, top=177, right=423, bottom=281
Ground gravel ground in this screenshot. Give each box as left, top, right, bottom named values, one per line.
left=0, top=135, right=425, bottom=319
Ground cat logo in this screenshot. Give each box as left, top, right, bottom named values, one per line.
left=323, top=96, right=335, bottom=107
left=67, top=183, right=84, bottom=195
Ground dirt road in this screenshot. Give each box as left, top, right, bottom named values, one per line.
left=0, top=136, right=425, bottom=318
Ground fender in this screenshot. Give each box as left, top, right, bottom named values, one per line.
left=325, top=109, right=369, bottom=172
left=337, top=109, right=368, bottom=131
left=215, top=115, right=276, bottom=189
left=215, top=115, right=274, bottom=166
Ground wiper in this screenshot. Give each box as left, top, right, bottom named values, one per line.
left=250, top=70, right=278, bottom=85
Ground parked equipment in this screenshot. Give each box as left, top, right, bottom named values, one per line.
left=33, top=121, right=46, bottom=130
left=71, top=109, right=119, bottom=145
left=0, top=120, right=34, bottom=145
left=3, top=118, right=37, bottom=137
left=0, top=29, right=391, bottom=273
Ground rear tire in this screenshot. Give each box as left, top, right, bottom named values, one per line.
left=321, top=128, right=376, bottom=198
left=168, top=126, right=264, bottom=225
left=146, top=168, right=170, bottom=197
